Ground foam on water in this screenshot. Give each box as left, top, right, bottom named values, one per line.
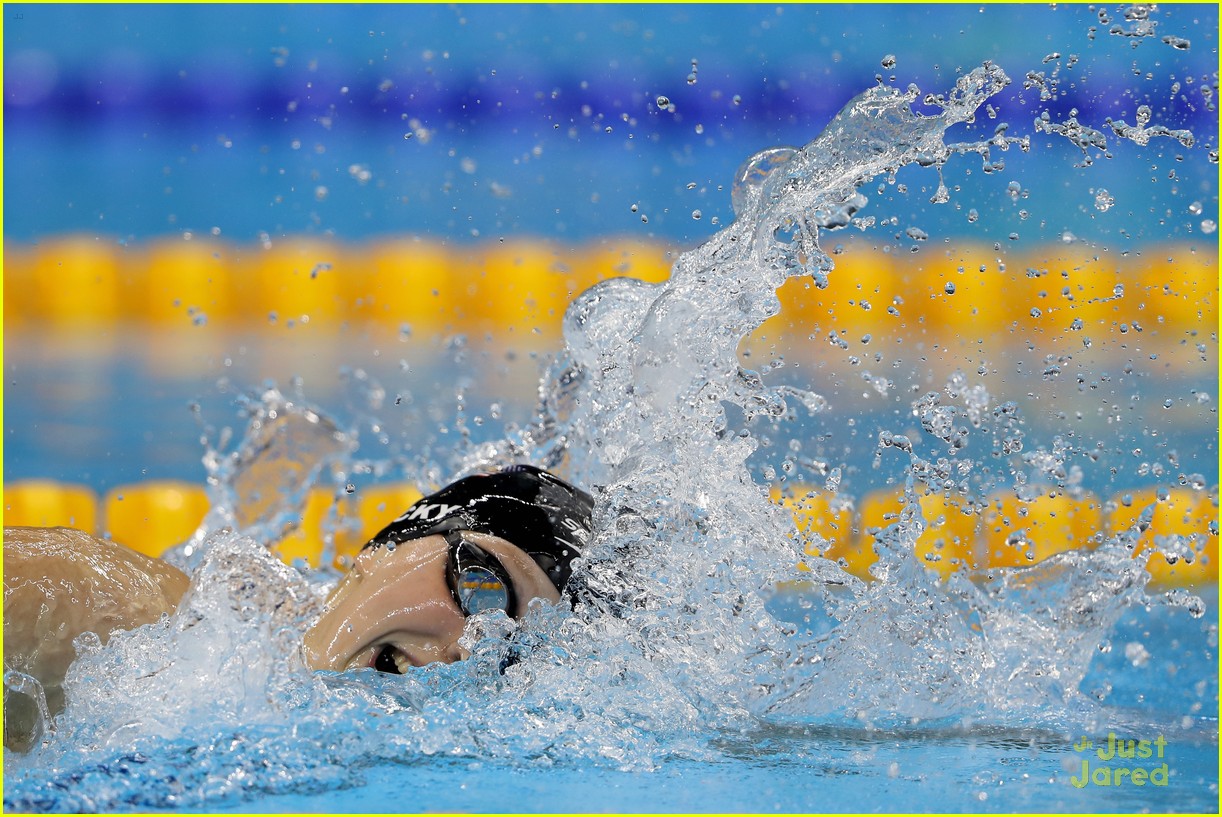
left=4, top=62, right=1214, bottom=810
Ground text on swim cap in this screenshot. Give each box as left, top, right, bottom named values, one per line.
left=561, top=516, right=589, bottom=542
left=395, top=502, right=462, bottom=523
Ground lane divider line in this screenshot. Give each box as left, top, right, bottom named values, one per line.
left=3, top=479, right=1214, bottom=588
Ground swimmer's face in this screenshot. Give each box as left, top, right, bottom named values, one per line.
left=301, top=533, right=561, bottom=673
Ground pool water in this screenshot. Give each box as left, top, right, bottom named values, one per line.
left=4, top=4, right=1218, bottom=814
left=4, top=584, right=1216, bottom=813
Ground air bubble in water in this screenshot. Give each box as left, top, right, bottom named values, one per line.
left=656, top=95, right=671, bottom=109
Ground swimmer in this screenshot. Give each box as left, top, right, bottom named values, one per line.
left=300, top=464, right=593, bottom=672
left=2, top=465, right=593, bottom=750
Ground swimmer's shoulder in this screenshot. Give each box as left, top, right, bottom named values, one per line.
left=3, top=525, right=189, bottom=601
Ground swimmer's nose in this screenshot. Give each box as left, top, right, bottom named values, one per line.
left=301, top=597, right=466, bottom=672
left=301, top=536, right=466, bottom=672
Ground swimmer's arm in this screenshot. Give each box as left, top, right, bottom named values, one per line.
left=3, top=526, right=189, bottom=749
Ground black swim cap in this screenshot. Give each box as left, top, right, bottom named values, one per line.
left=364, top=465, right=594, bottom=593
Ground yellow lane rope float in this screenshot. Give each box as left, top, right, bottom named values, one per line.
left=3, top=479, right=1215, bottom=589
left=4, top=236, right=1213, bottom=351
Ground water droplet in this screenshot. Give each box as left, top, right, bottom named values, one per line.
left=691, top=209, right=702, bottom=220
left=881, top=54, right=897, bottom=69
left=730, top=146, right=797, bottom=217
left=1188, top=201, right=1203, bottom=215
left=944, top=282, right=956, bottom=295
left=825, top=467, right=842, bottom=492
left=1201, top=219, right=1217, bottom=234
left=1094, top=188, right=1115, bottom=211
left=656, top=95, right=671, bottom=109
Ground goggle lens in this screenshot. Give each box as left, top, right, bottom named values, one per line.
left=445, top=531, right=517, bottom=617
left=453, top=566, right=510, bottom=615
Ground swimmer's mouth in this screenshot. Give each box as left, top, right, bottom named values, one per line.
left=372, top=644, right=413, bottom=675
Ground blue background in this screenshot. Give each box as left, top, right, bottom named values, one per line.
left=5, top=3, right=1217, bottom=246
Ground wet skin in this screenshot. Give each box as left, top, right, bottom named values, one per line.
left=301, top=532, right=562, bottom=673
left=3, top=526, right=190, bottom=751
left=3, top=526, right=560, bottom=750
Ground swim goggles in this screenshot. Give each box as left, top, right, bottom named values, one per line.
left=443, top=529, right=518, bottom=617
